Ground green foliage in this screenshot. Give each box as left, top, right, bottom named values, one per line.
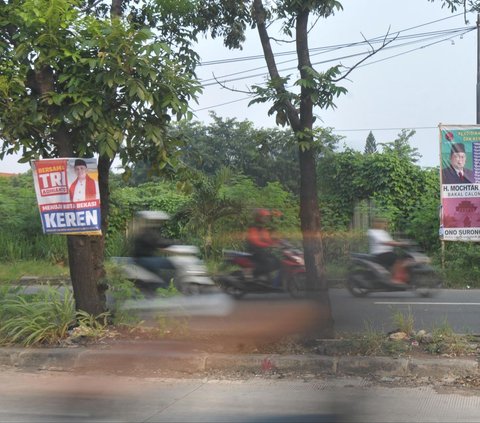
left=156, top=280, right=180, bottom=298
left=0, top=285, right=75, bottom=346
left=72, top=309, right=110, bottom=340
left=103, top=263, right=144, bottom=326
left=317, top=132, right=437, bottom=235
left=108, top=180, right=188, bottom=241
left=439, top=242, right=480, bottom=288
left=379, top=129, right=421, bottom=163
left=0, top=0, right=201, bottom=170
left=364, top=131, right=377, bottom=154
left=428, top=0, right=480, bottom=14
left=425, top=320, right=475, bottom=356
left=0, top=261, right=69, bottom=284
left=0, top=175, right=69, bottom=262
left=346, top=322, right=411, bottom=357
left=174, top=113, right=303, bottom=194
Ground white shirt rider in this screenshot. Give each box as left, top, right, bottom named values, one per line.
left=367, top=228, right=394, bottom=255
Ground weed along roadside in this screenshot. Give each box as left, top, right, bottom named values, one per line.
left=0, top=280, right=479, bottom=382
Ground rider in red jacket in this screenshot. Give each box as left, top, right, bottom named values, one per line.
left=246, top=209, right=280, bottom=280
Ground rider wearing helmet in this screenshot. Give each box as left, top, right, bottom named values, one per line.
left=246, top=208, right=280, bottom=280
left=131, top=211, right=177, bottom=278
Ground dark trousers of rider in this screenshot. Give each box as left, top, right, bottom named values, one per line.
left=135, top=256, right=175, bottom=282
left=374, top=251, right=397, bottom=269
left=250, top=248, right=280, bottom=277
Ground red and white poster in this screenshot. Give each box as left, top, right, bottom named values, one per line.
left=31, top=158, right=101, bottom=235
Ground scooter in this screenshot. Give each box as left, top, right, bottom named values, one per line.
left=346, top=242, right=442, bottom=297
left=216, top=241, right=307, bottom=299
left=112, top=244, right=217, bottom=297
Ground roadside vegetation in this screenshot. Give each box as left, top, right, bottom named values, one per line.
left=335, top=309, right=479, bottom=358
left=0, top=123, right=476, bottom=350
left=1, top=118, right=479, bottom=288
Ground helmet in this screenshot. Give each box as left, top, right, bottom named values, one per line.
left=254, top=208, right=271, bottom=223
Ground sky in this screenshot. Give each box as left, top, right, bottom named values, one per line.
left=1, top=0, right=478, bottom=173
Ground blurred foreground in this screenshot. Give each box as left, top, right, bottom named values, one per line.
left=115, top=293, right=329, bottom=355
left=1, top=369, right=479, bottom=422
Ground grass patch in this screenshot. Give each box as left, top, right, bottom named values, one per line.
left=0, top=285, right=75, bottom=346
left=341, top=321, right=411, bottom=357
left=391, top=307, right=415, bottom=336
left=0, top=260, right=69, bottom=284
left=425, top=321, right=477, bottom=356
left=0, top=284, right=114, bottom=347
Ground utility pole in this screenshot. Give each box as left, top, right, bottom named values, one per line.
left=477, top=13, right=480, bottom=124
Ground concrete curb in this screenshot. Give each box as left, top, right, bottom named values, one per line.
left=0, top=346, right=478, bottom=379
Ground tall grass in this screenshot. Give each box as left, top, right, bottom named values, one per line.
left=0, top=285, right=112, bottom=346
left=0, top=285, right=75, bottom=346
left=0, top=232, right=67, bottom=263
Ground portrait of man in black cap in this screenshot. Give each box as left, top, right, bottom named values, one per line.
left=69, top=159, right=99, bottom=202
left=441, top=142, right=475, bottom=184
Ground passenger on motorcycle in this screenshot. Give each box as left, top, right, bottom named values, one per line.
left=246, top=208, right=281, bottom=282
left=367, top=217, right=411, bottom=284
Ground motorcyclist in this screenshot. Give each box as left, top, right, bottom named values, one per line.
left=246, top=208, right=281, bottom=282
left=131, top=211, right=177, bottom=281
left=367, top=217, right=410, bottom=284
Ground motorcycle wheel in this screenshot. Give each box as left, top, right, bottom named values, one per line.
left=346, top=271, right=370, bottom=297
left=220, top=271, right=246, bottom=299
left=287, top=273, right=307, bottom=298
left=411, top=270, right=441, bottom=298
left=179, top=283, right=201, bottom=296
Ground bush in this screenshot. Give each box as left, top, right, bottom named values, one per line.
left=436, top=242, right=480, bottom=288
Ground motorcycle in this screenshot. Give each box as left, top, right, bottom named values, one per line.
left=112, top=210, right=217, bottom=297
left=346, top=241, right=442, bottom=297
left=216, top=241, right=307, bottom=299
left=112, top=244, right=217, bottom=297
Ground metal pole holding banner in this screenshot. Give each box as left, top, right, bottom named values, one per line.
left=477, top=14, right=480, bottom=124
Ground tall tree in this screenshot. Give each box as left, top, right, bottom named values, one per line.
left=195, top=0, right=393, bottom=336
left=364, top=131, right=377, bottom=154
left=0, top=0, right=201, bottom=314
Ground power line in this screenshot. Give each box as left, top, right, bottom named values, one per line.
left=333, top=126, right=437, bottom=132
left=193, top=25, right=473, bottom=112
left=198, top=11, right=468, bottom=67
left=200, top=26, right=474, bottom=87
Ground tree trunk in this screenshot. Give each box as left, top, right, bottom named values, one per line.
left=63, top=152, right=108, bottom=316
left=252, top=0, right=334, bottom=338
left=296, top=9, right=334, bottom=338
left=67, top=236, right=106, bottom=315
left=65, top=155, right=109, bottom=315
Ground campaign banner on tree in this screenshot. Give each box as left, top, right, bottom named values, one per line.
left=439, top=124, right=480, bottom=241
left=31, top=158, right=101, bottom=235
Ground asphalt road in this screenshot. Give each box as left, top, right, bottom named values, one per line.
left=215, top=288, right=480, bottom=335
left=329, top=287, right=480, bottom=334
left=0, top=370, right=479, bottom=423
